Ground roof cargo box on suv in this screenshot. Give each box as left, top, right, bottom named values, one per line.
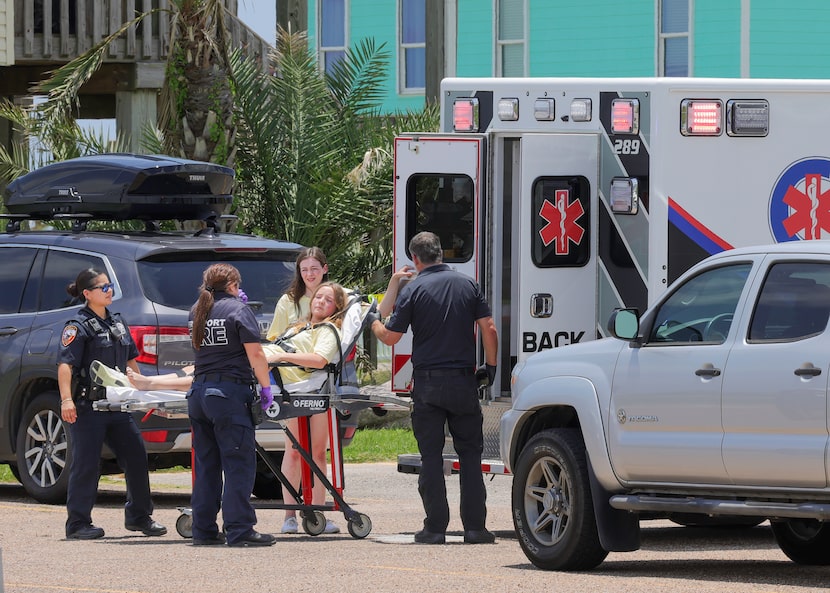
left=3, top=153, right=233, bottom=222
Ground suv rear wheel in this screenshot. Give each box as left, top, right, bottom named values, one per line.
left=16, top=392, right=72, bottom=504
left=772, top=519, right=830, bottom=565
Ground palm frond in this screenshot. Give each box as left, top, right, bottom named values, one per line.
left=325, top=37, right=390, bottom=114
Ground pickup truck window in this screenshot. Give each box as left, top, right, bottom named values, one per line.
left=649, top=263, right=751, bottom=344
left=749, top=262, right=830, bottom=341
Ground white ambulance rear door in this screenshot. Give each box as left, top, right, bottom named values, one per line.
left=515, top=133, right=599, bottom=360
left=391, top=134, right=486, bottom=392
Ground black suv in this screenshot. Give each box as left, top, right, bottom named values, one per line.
left=0, top=154, right=315, bottom=503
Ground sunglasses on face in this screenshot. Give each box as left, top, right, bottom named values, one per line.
left=87, top=283, right=114, bottom=294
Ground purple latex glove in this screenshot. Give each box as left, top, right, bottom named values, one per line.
left=260, top=385, right=273, bottom=410
left=238, top=289, right=248, bottom=304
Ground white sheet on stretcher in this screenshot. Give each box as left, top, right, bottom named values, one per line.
left=105, top=386, right=186, bottom=403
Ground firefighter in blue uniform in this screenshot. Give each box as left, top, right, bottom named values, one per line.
left=58, top=268, right=166, bottom=540
left=186, top=263, right=275, bottom=547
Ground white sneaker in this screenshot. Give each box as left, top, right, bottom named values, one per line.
left=281, top=516, right=298, bottom=534
left=90, top=360, right=129, bottom=388
left=324, top=519, right=340, bottom=534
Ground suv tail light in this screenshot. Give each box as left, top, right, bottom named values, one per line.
left=130, top=326, right=190, bottom=365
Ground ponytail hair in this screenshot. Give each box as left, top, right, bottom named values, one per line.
left=191, top=263, right=241, bottom=350
left=66, top=267, right=107, bottom=303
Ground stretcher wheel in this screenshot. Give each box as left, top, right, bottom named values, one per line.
left=347, top=513, right=372, bottom=539
left=176, top=512, right=193, bottom=539
left=302, top=511, right=326, bottom=536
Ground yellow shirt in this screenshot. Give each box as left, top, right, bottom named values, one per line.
left=265, top=323, right=341, bottom=384
left=266, top=294, right=310, bottom=341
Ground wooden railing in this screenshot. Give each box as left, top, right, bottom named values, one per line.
left=13, top=0, right=271, bottom=67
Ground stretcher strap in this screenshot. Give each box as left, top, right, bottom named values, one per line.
left=272, top=368, right=290, bottom=400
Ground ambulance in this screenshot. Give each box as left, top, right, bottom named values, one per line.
left=392, top=76, right=830, bottom=473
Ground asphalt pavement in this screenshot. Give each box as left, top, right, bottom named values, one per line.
left=1, top=464, right=829, bottom=593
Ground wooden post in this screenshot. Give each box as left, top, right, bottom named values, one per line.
left=425, top=0, right=445, bottom=105
left=276, top=0, right=307, bottom=36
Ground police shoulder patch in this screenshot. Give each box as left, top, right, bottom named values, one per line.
left=61, top=324, right=79, bottom=347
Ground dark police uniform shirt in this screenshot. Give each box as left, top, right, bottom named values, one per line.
left=386, top=263, right=491, bottom=370
left=189, top=292, right=260, bottom=381
left=59, top=307, right=139, bottom=386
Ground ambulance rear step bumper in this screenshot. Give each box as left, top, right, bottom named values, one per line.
left=397, top=454, right=510, bottom=476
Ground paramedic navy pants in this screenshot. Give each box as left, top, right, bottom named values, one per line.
left=410, top=373, right=487, bottom=533
left=65, top=399, right=154, bottom=535
left=187, top=380, right=257, bottom=545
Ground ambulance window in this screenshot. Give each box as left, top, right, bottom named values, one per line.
left=531, top=176, right=590, bottom=267
left=406, top=174, right=474, bottom=262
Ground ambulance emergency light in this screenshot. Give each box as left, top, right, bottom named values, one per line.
left=498, top=98, right=519, bottom=121
left=569, top=98, right=592, bottom=122
left=727, top=100, right=769, bottom=137
left=534, top=98, right=555, bottom=121
left=680, top=99, right=723, bottom=136
left=611, top=98, right=639, bottom=134
left=453, top=98, right=479, bottom=132
left=610, top=177, right=639, bottom=214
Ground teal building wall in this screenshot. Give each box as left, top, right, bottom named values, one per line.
left=748, top=0, right=830, bottom=78
left=693, top=0, right=741, bottom=77
left=305, top=1, right=830, bottom=114
left=524, top=0, right=654, bottom=77
left=456, top=3, right=493, bottom=76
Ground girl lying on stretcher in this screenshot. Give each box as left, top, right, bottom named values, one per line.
left=119, top=282, right=348, bottom=392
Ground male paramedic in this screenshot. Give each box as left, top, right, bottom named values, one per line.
left=368, top=231, right=499, bottom=544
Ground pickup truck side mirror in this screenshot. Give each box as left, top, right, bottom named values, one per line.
left=608, top=308, right=640, bottom=340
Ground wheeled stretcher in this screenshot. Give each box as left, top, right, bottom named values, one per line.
left=93, top=295, right=411, bottom=539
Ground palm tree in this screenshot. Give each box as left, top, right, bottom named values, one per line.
left=230, top=27, right=439, bottom=289
left=158, top=0, right=237, bottom=165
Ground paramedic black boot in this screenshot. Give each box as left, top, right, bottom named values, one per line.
left=414, top=529, right=445, bottom=544
left=463, top=529, right=496, bottom=544
left=125, top=518, right=168, bottom=536
left=228, top=531, right=276, bottom=547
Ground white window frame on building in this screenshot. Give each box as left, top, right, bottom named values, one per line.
left=318, top=0, right=349, bottom=75
left=399, top=0, right=426, bottom=93
left=495, top=0, right=527, bottom=77
left=658, top=0, right=691, bottom=77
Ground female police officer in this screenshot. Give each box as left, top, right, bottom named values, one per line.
left=58, top=268, right=166, bottom=540
left=187, top=263, right=275, bottom=547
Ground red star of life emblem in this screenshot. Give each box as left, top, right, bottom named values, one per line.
left=782, top=173, right=830, bottom=239
left=539, top=189, right=585, bottom=255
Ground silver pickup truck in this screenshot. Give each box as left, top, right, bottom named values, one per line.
left=501, top=242, right=830, bottom=570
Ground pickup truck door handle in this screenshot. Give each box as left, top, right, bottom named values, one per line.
left=0, top=327, right=19, bottom=337
left=695, top=364, right=721, bottom=377
left=794, top=364, right=822, bottom=377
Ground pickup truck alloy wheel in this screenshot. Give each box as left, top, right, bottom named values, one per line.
left=511, top=428, right=607, bottom=571
left=15, top=392, right=72, bottom=504
left=771, top=519, right=830, bottom=565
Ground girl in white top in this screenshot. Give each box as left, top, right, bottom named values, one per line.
left=267, top=247, right=329, bottom=341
